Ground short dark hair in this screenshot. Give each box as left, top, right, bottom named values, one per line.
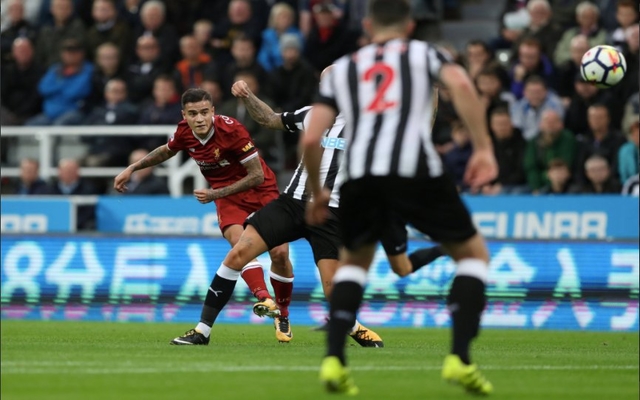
left=548, top=158, right=569, bottom=170
left=367, top=0, right=411, bottom=27
left=490, top=107, right=510, bottom=118
left=524, top=75, right=547, bottom=88
left=181, top=88, right=212, bottom=108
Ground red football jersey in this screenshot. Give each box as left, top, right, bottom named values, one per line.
left=167, top=114, right=278, bottom=191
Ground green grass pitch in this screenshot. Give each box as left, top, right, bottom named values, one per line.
left=1, top=320, right=638, bottom=400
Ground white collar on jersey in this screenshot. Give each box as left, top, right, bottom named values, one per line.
left=191, top=117, right=215, bottom=145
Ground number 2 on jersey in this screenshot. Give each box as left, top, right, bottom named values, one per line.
left=364, top=63, right=396, bottom=113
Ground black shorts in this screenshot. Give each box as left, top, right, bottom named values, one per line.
left=339, top=175, right=477, bottom=251
left=245, top=194, right=341, bottom=263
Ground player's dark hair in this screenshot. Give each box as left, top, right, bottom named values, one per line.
left=617, top=0, right=636, bottom=10
left=588, top=102, right=610, bottom=113
left=367, top=0, right=411, bottom=27
left=181, top=88, right=213, bottom=109
left=466, top=40, right=490, bottom=52
left=547, top=158, right=569, bottom=170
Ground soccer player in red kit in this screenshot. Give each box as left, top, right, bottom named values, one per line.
left=114, top=88, right=292, bottom=331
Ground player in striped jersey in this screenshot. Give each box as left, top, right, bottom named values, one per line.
left=303, top=0, right=497, bottom=395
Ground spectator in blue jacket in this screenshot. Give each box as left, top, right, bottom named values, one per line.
left=511, top=75, right=564, bottom=140
left=25, top=38, right=93, bottom=126
left=510, top=37, right=555, bottom=100
left=257, top=2, right=303, bottom=72
left=618, top=119, right=639, bottom=183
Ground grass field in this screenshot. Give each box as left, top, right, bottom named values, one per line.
left=1, top=320, right=638, bottom=400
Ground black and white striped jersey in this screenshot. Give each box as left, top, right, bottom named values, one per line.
left=622, top=174, right=639, bottom=197
left=316, top=38, right=451, bottom=180
left=280, top=106, right=346, bottom=208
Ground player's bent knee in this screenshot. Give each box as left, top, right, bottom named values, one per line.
left=268, top=245, right=289, bottom=267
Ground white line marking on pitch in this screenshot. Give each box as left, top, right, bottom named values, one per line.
left=0, top=363, right=637, bottom=375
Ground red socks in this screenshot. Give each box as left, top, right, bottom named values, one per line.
left=241, top=262, right=270, bottom=300
left=270, top=271, right=294, bottom=318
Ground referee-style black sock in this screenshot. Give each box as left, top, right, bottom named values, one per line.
left=447, top=275, right=486, bottom=365
left=409, top=245, right=445, bottom=272
left=200, top=273, right=238, bottom=327
left=327, top=281, right=365, bottom=365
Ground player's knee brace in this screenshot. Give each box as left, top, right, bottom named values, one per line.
left=447, top=275, right=487, bottom=316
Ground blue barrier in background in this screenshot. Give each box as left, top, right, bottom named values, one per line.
left=1, top=236, right=637, bottom=331
left=0, top=198, right=72, bottom=233
left=96, top=195, right=639, bottom=239
left=2, top=195, right=637, bottom=239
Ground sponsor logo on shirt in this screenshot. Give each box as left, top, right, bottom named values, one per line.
left=242, top=143, right=254, bottom=153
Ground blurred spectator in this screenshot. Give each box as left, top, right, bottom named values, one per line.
left=0, top=0, right=38, bottom=64
left=622, top=92, right=639, bottom=134
left=555, top=34, right=590, bottom=106
left=442, top=120, right=472, bottom=190
left=1, top=0, right=42, bottom=28
left=115, top=148, right=170, bottom=195
left=200, top=79, right=224, bottom=108
left=523, top=109, right=577, bottom=192
left=618, top=119, right=640, bottom=183
left=564, top=74, right=608, bottom=135
left=574, top=154, right=622, bottom=193
left=511, top=76, right=564, bottom=140
left=34, top=0, right=85, bottom=68
left=25, top=38, right=93, bottom=126
left=193, top=19, right=215, bottom=57
left=48, top=158, right=99, bottom=230
left=257, top=2, right=304, bottom=72
left=218, top=70, right=279, bottom=163
left=550, top=0, right=582, bottom=29
left=299, top=0, right=345, bottom=38
left=410, top=0, right=444, bottom=42
left=83, top=78, right=138, bottom=167
left=174, top=35, right=217, bottom=91
left=510, top=37, right=555, bottom=99
left=134, top=0, right=180, bottom=67
left=220, top=34, right=269, bottom=99
left=270, top=33, right=318, bottom=112
left=304, top=2, right=358, bottom=74
left=464, top=40, right=509, bottom=85
left=622, top=173, right=639, bottom=196
left=138, top=74, right=182, bottom=148
left=485, top=108, right=528, bottom=194
left=511, top=0, right=563, bottom=60
left=553, top=2, right=607, bottom=66
left=211, top=0, right=262, bottom=68
left=490, top=0, right=529, bottom=51
left=120, top=0, right=144, bottom=30
left=575, top=103, right=626, bottom=182
left=126, top=35, right=170, bottom=104
left=609, top=24, right=640, bottom=127
left=476, top=67, right=517, bottom=130
left=538, top=158, right=579, bottom=194
left=608, top=0, right=638, bottom=49
left=1, top=38, right=43, bottom=126
left=13, top=158, right=49, bottom=195
left=88, top=42, right=126, bottom=110
left=85, top=0, right=132, bottom=61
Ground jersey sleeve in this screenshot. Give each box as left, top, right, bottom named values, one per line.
left=280, top=106, right=312, bottom=132
left=427, top=45, right=454, bottom=83
left=228, top=120, right=259, bottom=164
left=166, top=126, right=186, bottom=152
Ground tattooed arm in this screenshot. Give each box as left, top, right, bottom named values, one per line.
left=193, top=157, right=265, bottom=203
left=231, top=80, right=284, bottom=130
left=114, top=144, right=176, bottom=192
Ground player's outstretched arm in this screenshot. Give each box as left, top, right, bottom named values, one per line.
left=194, top=157, right=265, bottom=203
left=232, top=80, right=284, bottom=130
left=438, top=64, right=497, bottom=188
left=114, top=144, right=176, bottom=192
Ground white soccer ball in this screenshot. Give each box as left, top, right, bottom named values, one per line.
left=580, top=45, right=627, bottom=88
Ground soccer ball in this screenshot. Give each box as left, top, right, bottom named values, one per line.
left=580, top=45, right=627, bottom=88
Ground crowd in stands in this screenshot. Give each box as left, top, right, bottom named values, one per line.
left=1, top=0, right=638, bottom=203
